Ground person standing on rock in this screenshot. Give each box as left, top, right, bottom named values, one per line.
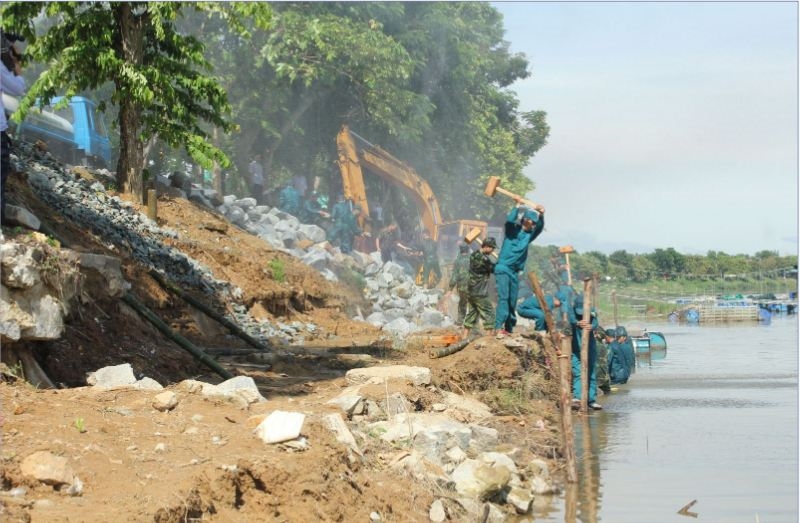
left=247, top=154, right=265, bottom=205
left=338, top=205, right=363, bottom=254
left=326, top=194, right=351, bottom=248
left=1, top=32, right=27, bottom=225
left=377, top=222, right=400, bottom=264
left=493, top=198, right=545, bottom=338
left=448, top=243, right=472, bottom=324
left=462, top=237, right=497, bottom=338
left=278, top=183, right=301, bottom=216
left=300, top=190, right=329, bottom=225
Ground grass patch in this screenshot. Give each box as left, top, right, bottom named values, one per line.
left=268, top=258, right=286, bottom=283
left=481, top=370, right=557, bottom=416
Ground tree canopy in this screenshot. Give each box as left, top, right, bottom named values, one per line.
left=1, top=1, right=271, bottom=203
left=3, top=2, right=547, bottom=221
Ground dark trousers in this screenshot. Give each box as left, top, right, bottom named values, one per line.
left=1, top=131, right=12, bottom=223
left=250, top=183, right=263, bottom=205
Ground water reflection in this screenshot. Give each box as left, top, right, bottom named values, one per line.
left=561, top=415, right=605, bottom=523
left=554, top=317, right=798, bottom=523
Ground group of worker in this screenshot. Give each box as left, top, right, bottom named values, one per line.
left=447, top=197, right=639, bottom=411
left=448, top=198, right=545, bottom=339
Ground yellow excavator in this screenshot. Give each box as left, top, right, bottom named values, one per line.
left=336, top=125, right=491, bottom=286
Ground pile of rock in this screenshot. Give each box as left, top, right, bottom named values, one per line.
left=13, top=143, right=456, bottom=343
left=328, top=366, right=559, bottom=520
left=214, top=196, right=455, bottom=336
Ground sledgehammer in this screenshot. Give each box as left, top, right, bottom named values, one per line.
left=484, top=176, right=545, bottom=213
left=559, top=245, right=575, bottom=285
left=464, top=227, right=498, bottom=260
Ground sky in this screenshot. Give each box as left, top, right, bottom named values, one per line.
left=494, top=1, right=798, bottom=256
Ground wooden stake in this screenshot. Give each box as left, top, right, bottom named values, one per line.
left=560, top=334, right=578, bottom=484
left=612, top=290, right=619, bottom=328
left=580, top=278, right=593, bottom=414
left=147, top=189, right=157, bottom=221
left=527, top=271, right=577, bottom=483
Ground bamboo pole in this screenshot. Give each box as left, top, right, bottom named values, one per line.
left=148, top=269, right=271, bottom=352
left=580, top=278, right=593, bottom=414
left=527, top=271, right=577, bottom=483
left=122, top=292, right=233, bottom=380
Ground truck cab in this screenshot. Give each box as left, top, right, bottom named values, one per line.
left=3, top=94, right=112, bottom=169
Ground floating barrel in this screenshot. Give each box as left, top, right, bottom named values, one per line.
left=631, top=336, right=651, bottom=354
left=648, top=331, right=667, bottom=361
left=636, top=331, right=668, bottom=361
left=646, top=331, right=667, bottom=351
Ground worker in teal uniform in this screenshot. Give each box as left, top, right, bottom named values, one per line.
left=570, top=294, right=603, bottom=410
left=493, top=198, right=545, bottom=337
left=607, top=327, right=630, bottom=385
left=300, top=190, right=329, bottom=225
left=517, top=293, right=561, bottom=331
left=278, top=183, right=301, bottom=216
left=338, top=205, right=363, bottom=254
left=615, top=326, right=636, bottom=378
left=326, top=195, right=352, bottom=247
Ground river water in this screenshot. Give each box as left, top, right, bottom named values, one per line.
left=538, top=315, right=798, bottom=523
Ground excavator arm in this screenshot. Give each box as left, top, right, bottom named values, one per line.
left=336, top=125, right=443, bottom=239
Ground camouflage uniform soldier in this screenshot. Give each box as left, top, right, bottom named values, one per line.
left=448, top=244, right=471, bottom=323
left=462, top=237, right=497, bottom=337
left=595, top=327, right=612, bottom=394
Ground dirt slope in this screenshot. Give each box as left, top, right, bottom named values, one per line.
left=0, top=170, right=562, bottom=522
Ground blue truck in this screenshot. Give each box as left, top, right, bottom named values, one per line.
left=3, top=94, right=113, bottom=169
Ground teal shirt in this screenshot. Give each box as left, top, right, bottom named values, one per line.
left=495, top=206, right=544, bottom=273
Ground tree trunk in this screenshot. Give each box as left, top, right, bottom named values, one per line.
left=264, top=86, right=317, bottom=179
left=115, top=3, right=146, bottom=203
left=212, top=127, right=223, bottom=195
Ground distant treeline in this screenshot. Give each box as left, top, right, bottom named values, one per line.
left=527, top=245, right=798, bottom=286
